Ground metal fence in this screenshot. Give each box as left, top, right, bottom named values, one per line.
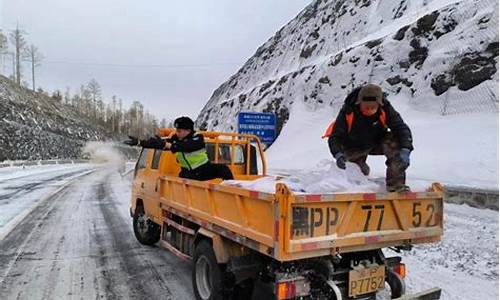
left=0, top=159, right=90, bottom=168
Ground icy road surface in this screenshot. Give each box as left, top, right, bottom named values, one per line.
left=0, top=165, right=497, bottom=300
left=0, top=163, right=95, bottom=235
left=0, top=166, right=193, bottom=300
left=399, top=203, right=498, bottom=300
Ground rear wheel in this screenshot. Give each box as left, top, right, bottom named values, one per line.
left=133, top=205, right=160, bottom=245
left=192, top=240, right=223, bottom=300
left=386, top=270, right=405, bottom=298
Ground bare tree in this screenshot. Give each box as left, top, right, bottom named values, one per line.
left=24, top=44, right=43, bottom=91
left=97, top=99, right=105, bottom=124
left=64, top=87, right=71, bottom=105
left=0, top=30, right=7, bottom=75
left=80, top=84, right=92, bottom=117
left=10, top=25, right=27, bottom=85
left=51, top=90, right=62, bottom=103
left=71, top=93, right=81, bottom=109
left=118, top=98, right=123, bottom=134
left=87, top=79, right=102, bottom=120
left=105, top=102, right=113, bottom=130
left=111, top=95, right=117, bottom=133
left=128, top=101, right=144, bottom=137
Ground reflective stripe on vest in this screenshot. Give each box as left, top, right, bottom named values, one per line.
left=321, top=110, right=387, bottom=139
left=175, top=148, right=209, bottom=170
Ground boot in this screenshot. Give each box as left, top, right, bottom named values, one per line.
left=358, top=162, right=370, bottom=176
left=387, top=185, right=411, bottom=192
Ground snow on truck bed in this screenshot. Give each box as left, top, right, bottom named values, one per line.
left=223, top=162, right=430, bottom=194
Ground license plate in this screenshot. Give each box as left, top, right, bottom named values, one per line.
left=348, top=265, right=385, bottom=297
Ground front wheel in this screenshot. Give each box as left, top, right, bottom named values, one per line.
left=132, top=205, right=160, bottom=245
left=192, top=240, right=224, bottom=300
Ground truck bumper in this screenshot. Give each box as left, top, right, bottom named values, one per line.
left=394, top=288, right=441, bottom=300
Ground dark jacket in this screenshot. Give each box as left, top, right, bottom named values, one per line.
left=168, top=132, right=205, bottom=153
left=139, top=132, right=205, bottom=153
left=328, top=87, right=413, bottom=157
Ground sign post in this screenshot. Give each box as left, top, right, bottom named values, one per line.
left=237, top=112, right=276, bottom=147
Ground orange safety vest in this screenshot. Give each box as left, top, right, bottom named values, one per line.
left=321, top=110, right=387, bottom=139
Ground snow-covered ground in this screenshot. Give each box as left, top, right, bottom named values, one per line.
left=400, top=203, right=498, bottom=299
left=0, top=163, right=96, bottom=239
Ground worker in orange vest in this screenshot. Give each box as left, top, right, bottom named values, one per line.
left=323, top=84, right=413, bottom=192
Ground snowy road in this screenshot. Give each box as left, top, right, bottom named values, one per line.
left=0, top=164, right=497, bottom=300
left=0, top=166, right=193, bottom=300
left=0, top=164, right=95, bottom=236
left=392, top=203, right=498, bottom=300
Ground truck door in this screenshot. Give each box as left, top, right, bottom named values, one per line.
left=142, top=149, right=163, bottom=219
left=133, top=148, right=150, bottom=200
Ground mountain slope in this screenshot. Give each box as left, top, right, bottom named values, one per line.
left=197, top=0, right=498, bottom=133
left=0, top=75, right=114, bottom=161
left=196, top=0, right=498, bottom=188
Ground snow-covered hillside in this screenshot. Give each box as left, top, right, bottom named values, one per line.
left=0, top=76, right=136, bottom=161
left=197, top=0, right=498, bottom=188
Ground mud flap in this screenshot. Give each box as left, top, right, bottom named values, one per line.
left=394, top=287, right=441, bottom=300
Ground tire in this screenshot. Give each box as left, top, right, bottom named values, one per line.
left=133, top=205, right=160, bottom=245
left=192, top=240, right=224, bottom=300
left=386, top=270, right=405, bottom=299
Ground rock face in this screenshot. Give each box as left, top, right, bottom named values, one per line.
left=196, top=0, right=498, bottom=135
left=0, top=75, right=115, bottom=161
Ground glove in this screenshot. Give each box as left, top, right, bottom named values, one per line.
left=399, top=148, right=411, bottom=168
left=123, top=136, right=139, bottom=146
left=335, top=152, right=346, bottom=170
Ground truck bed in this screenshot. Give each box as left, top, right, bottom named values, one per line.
left=158, top=176, right=444, bottom=262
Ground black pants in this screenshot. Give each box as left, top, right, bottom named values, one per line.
left=344, top=133, right=407, bottom=189
left=179, top=163, right=234, bottom=181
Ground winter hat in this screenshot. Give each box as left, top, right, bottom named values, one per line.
left=174, top=116, right=194, bottom=130
left=356, top=84, right=383, bottom=106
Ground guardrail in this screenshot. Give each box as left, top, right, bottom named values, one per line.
left=444, top=185, right=498, bottom=210
left=0, top=159, right=91, bottom=168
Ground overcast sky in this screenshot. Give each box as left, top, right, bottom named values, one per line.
left=1, top=0, right=311, bottom=121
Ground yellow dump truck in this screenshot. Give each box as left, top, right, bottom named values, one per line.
left=129, top=129, right=443, bottom=300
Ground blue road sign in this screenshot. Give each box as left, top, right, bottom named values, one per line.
left=237, top=112, right=276, bottom=146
